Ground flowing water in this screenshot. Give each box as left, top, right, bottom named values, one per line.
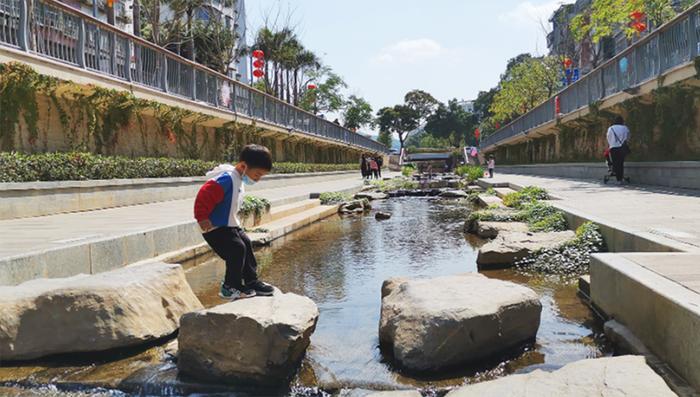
left=0, top=198, right=609, bottom=396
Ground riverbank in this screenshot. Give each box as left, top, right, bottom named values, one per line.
left=0, top=197, right=610, bottom=396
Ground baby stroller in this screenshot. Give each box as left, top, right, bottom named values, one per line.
left=603, top=148, right=631, bottom=184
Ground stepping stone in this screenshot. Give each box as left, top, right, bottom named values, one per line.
left=445, top=356, right=677, bottom=396
left=338, top=390, right=422, bottom=397
left=178, top=291, right=319, bottom=386
left=375, top=211, right=392, bottom=220
left=379, top=273, right=541, bottom=373
left=355, top=191, right=389, bottom=201
left=477, top=230, right=575, bottom=268
left=439, top=190, right=469, bottom=198
left=0, top=262, right=202, bottom=361
left=474, top=221, right=530, bottom=239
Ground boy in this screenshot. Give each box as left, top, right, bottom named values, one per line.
left=487, top=155, right=495, bottom=178
left=194, top=144, right=275, bottom=300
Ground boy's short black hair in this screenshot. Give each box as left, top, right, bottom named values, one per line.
left=613, top=115, right=625, bottom=125
left=240, top=144, right=273, bottom=171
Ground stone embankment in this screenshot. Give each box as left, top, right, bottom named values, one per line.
left=379, top=274, right=541, bottom=372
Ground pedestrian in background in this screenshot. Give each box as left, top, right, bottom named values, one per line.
left=360, top=154, right=368, bottom=179
left=607, top=116, right=631, bottom=185
left=376, top=156, right=383, bottom=179
left=487, top=155, right=495, bottom=178
left=369, top=157, right=379, bottom=179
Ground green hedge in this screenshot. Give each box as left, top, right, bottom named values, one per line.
left=0, top=152, right=359, bottom=182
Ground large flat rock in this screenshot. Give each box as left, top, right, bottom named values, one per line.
left=445, top=355, right=677, bottom=396
left=379, top=273, right=541, bottom=373
left=355, top=191, right=389, bottom=201
left=475, top=221, right=530, bottom=239
left=178, top=291, right=319, bottom=385
left=338, top=390, right=421, bottom=397
left=0, top=262, right=202, bottom=361
left=477, top=230, right=575, bottom=268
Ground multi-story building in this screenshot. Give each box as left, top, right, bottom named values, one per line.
left=59, top=0, right=248, bottom=81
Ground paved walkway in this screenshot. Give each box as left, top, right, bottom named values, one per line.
left=489, top=173, right=700, bottom=252
left=0, top=173, right=379, bottom=260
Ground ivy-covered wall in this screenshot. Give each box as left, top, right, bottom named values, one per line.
left=491, top=84, right=700, bottom=164
left=0, top=62, right=361, bottom=164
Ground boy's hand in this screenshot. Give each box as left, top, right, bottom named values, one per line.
left=198, top=219, right=214, bottom=233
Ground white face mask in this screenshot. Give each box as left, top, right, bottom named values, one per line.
left=241, top=166, right=257, bottom=186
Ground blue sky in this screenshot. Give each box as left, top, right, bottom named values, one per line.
left=247, top=0, right=572, bottom=115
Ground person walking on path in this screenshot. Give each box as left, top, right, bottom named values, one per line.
left=369, top=157, right=379, bottom=179
left=376, top=156, right=383, bottom=179
left=360, top=154, right=369, bottom=179
left=607, top=116, right=631, bottom=185
left=487, top=155, right=496, bottom=178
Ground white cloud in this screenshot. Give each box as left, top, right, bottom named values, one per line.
left=499, top=0, right=575, bottom=26
left=371, top=38, right=446, bottom=65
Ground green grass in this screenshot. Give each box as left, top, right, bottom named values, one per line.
left=502, top=186, right=549, bottom=209
left=319, top=192, right=352, bottom=205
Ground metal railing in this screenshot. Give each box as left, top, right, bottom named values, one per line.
left=0, top=0, right=389, bottom=154
left=481, top=3, right=700, bottom=150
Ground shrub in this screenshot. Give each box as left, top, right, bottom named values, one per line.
left=515, top=222, right=606, bottom=277
left=517, top=201, right=568, bottom=232
left=502, top=186, right=549, bottom=209
left=0, top=152, right=359, bottom=182
left=319, top=192, right=352, bottom=205
left=239, top=195, right=270, bottom=218
left=455, top=165, right=484, bottom=183
left=401, top=166, right=415, bottom=177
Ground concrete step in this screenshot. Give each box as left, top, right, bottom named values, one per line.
left=494, top=187, right=517, bottom=199
left=591, top=253, right=700, bottom=391
left=255, top=204, right=340, bottom=243
left=266, top=199, right=320, bottom=224
left=477, top=179, right=511, bottom=190
left=477, top=195, right=505, bottom=208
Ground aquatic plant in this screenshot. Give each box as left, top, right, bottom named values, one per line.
left=515, top=222, right=606, bottom=277
left=319, top=192, right=352, bottom=205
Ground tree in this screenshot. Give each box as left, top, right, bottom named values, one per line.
left=192, top=16, right=237, bottom=74
left=404, top=89, right=439, bottom=122
left=424, top=99, right=478, bottom=147
left=473, top=88, right=497, bottom=123
left=490, top=56, right=563, bottom=124
left=343, top=95, right=374, bottom=130
left=298, top=67, right=347, bottom=114
left=377, top=130, right=393, bottom=148
left=376, top=105, right=420, bottom=152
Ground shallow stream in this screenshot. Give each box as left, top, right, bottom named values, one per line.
left=0, top=198, right=608, bottom=396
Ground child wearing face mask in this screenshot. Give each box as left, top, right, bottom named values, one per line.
left=194, top=144, right=275, bottom=300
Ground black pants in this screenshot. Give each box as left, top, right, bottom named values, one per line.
left=488, top=168, right=494, bottom=178
left=203, top=227, right=258, bottom=288
left=610, top=147, right=626, bottom=181
left=377, top=167, right=382, bottom=178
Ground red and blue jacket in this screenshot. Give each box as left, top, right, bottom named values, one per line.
left=194, top=166, right=244, bottom=228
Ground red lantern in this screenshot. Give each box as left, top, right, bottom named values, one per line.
left=252, top=50, right=264, bottom=59
left=307, top=83, right=317, bottom=90
left=630, top=10, right=645, bottom=21
left=253, top=69, right=264, bottom=78
left=495, top=121, right=501, bottom=129
left=253, top=59, right=265, bottom=68
left=555, top=95, right=561, bottom=115
left=563, top=57, right=573, bottom=68
left=474, top=128, right=481, bottom=139
left=634, top=22, right=647, bottom=33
